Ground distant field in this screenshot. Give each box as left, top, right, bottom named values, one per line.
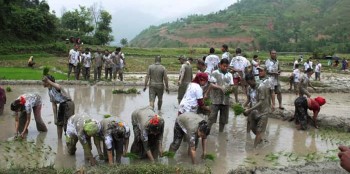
left=0, top=67, right=69, bottom=80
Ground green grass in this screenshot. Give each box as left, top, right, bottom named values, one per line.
left=0, top=67, right=68, bottom=80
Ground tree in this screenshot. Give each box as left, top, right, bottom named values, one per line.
left=94, top=10, right=113, bottom=45
left=120, top=38, right=128, bottom=46
left=61, top=6, right=94, bottom=34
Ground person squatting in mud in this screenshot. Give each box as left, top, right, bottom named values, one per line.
left=130, top=106, right=164, bottom=162
left=291, top=96, right=326, bottom=130
left=169, top=112, right=210, bottom=164
left=97, top=116, right=130, bottom=164
left=243, top=67, right=272, bottom=147
left=144, top=56, right=169, bottom=111
left=178, top=72, right=210, bottom=115
left=42, top=75, right=75, bottom=139
left=65, top=114, right=102, bottom=166
left=10, top=93, right=48, bottom=138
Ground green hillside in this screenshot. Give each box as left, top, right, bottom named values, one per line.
left=130, top=0, right=350, bottom=52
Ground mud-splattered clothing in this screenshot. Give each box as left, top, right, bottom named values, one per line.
left=294, top=96, right=309, bottom=130
left=130, top=107, right=164, bottom=158
left=69, top=49, right=79, bottom=66
left=204, top=54, right=220, bottom=73
left=100, top=117, right=130, bottom=150
left=265, top=58, right=281, bottom=93
left=178, top=83, right=203, bottom=114
left=48, top=86, right=74, bottom=128
left=299, top=74, right=311, bottom=97
left=66, top=114, right=101, bottom=156
left=247, top=85, right=258, bottom=108
left=93, top=52, right=103, bottom=81
left=230, top=55, right=250, bottom=79
left=178, top=63, right=193, bottom=102
left=222, top=52, right=231, bottom=62
left=209, top=70, right=234, bottom=105
left=169, top=112, right=204, bottom=151
left=256, top=78, right=272, bottom=115
left=0, top=86, right=6, bottom=115
left=146, top=62, right=169, bottom=104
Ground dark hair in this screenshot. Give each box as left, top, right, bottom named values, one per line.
left=85, top=48, right=90, bottom=52
left=202, top=55, right=207, bottom=61
left=111, top=125, right=125, bottom=140
left=305, top=68, right=313, bottom=73
left=46, top=75, right=55, bottom=82
left=115, top=47, right=121, bottom=52
left=222, top=44, right=228, bottom=51
left=270, top=49, right=276, bottom=54
left=236, top=48, right=242, bottom=54
left=10, top=100, right=24, bottom=111
left=188, top=57, right=193, bottom=62
left=148, top=124, right=162, bottom=134
left=209, top=47, right=215, bottom=54
left=197, top=60, right=205, bottom=66
left=253, top=55, right=258, bottom=59
left=295, top=64, right=299, bottom=68
left=245, top=73, right=255, bottom=81
left=220, top=58, right=229, bottom=65
left=198, top=120, right=210, bottom=136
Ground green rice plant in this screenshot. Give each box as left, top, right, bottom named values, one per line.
left=232, top=103, right=244, bottom=116
left=204, top=98, right=212, bottom=106
left=43, top=66, right=50, bottom=75
left=103, top=114, right=111, bottom=118
left=265, top=153, right=279, bottom=162
left=125, top=152, right=139, bottom=160
left=126, top=88, right=139, bottom=94
left=162, top=151, right=175, bottom=158
left=204, top=154, right=215, bottom=161
left=112, top=88, right=140, bottom=94
left=6, top=86, right=12, bottom=92
left=112, top=89, right=124, bottom=94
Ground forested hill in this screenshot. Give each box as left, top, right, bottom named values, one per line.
left=130, top=0, right=350, bottom=53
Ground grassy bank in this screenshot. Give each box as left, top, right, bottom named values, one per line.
left=0, top=164, right=210, bottom=174
left=0, top=67, right=69, bottom=80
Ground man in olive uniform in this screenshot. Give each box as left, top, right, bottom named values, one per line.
left=169, top=112, right=210, bottom=164
left=93, top=49, right=103, bottom=81
left=65, top=114, right=102, bottom=166
left=130, top=107, right=164, bottom=162
left=144, top=56, right=169, bottom=110
left=178, top=56, right=193, bottom=104
left=244, top=65, right=272, bottom=147
left=111, top=47, right=125, bottom=81
left=98, top=117, right=130, bottom=164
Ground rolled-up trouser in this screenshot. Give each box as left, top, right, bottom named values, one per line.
left=169, top=122, right=185, bottom=152
left=208, top=104, right=229, bottom=129
left=248, top=110, right=268, bottom=135
left=130, top=125, right=160, bottom=159
left=294, top=96, right=309, bottom=130
left=55, top=100, right=75, bottom=132
left=94, top=66, right=102, bottom=81
left=177, top=83, right=189, bottom=102
left=103, top=138, right=124, bottom=163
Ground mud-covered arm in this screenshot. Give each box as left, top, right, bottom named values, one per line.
left=201, top=137, right=207, bottom=158
left=164, top=69, right=169, bottom=90
left=43, top=76, right=61, bottom=91
left=21, top=112, right=31, bottom=137
left=52, top=102, right=58, bottom=123
left=243, top=92, right=251, bottom=108
left=308, top=81, right=316, bottom=90
left=14, top=112, right=19, bottom=135
left=93, top=135, right=103, bottom=156
left=158, top=123, right=164, bottom=157
left=179, top=64, right=185, bottom=85
left=144, top=67, right=150, bottom=90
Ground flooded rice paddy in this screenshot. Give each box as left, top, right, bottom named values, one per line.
left=0, top=85, right=349, bottom=173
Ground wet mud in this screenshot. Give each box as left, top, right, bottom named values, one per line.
left=0, top=85, right=349, bottom=173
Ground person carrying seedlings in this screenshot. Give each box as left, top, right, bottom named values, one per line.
left=144, top=56, right=169, bottom=111
left=243, top=72, right=271, bottom=148
left=178, top=72, right=210, bottom=115
left=10, top=93, right=48, bottom=138
left=299, top=68, right=316, bottom=98
left=291, top=96, right=326, bottom=130
left=65, top=114, right=102, bottom=166
left=169, top=112, right=210, bottom=164
left=207, top=59, right=234, bottom=133
left=177, top=55, right=193, bottom=104
left=42, top=75, right=75, bottom=139
left=130, top=106, right=164, bottom=162
left=98, top=117, right=130, bottom=164
left=0, top=86, right=6, bottom=115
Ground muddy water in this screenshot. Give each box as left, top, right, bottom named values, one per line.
left=0, top=85, right=349, bottom=172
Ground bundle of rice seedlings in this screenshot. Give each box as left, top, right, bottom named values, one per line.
left=6, top=86, right=12, bottom=92
left=126, top=88, right=138, bottom=94
left=103, top=114, right=111, bottom=118
left=125, top=152, right=139, bottom=159
left=232, top=103, right=244, bottom=116
left=162, top=151, right=175, bottom=158
left=204, top=154, right=215, bottom=161
left=43, top=66, right=50, bottom=75
left=204, top=98, right=212, bottom=106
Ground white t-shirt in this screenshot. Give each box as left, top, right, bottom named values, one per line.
left=251, top=59, right=259, bottom=75
left=69, top=49, right=79, bottom=66
left=293, top=69, right=300, bottom=83
left=230, top=55, right=251, bottom=78
left=222, top=52, right=230, bottom=61
left=82, top=52, right=91, bottom=67
left=315, top=63, right=322, bottom=72
left=204, top=54, right=220, bottom=73
left=178, top=83, right=203, bottom=114
left=293, top=60, right=298, bottom=70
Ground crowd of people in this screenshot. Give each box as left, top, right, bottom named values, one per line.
left=2, top=44, right=350, bottom=171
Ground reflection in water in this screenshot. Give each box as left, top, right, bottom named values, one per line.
left=0, top=86, right=348, bottom=171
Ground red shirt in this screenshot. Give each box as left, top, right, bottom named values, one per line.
left=307, top=98, right=320, bottom=112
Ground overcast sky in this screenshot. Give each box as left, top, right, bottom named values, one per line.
left=47, top=0, right=237, bottom=45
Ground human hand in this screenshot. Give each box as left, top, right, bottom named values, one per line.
left=20, top=131, right=26, bottom=138
left=338, top=146, right=350, bottom=172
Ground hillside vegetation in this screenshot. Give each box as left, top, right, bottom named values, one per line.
left=130, top=0, right=350, bottom=53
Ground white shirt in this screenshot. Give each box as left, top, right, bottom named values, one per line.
left=204, top=54, right=220, bottom=73
left=251, top=59, right=259, bottom=75
left=69, top=49, right=79, bottom=66
left=222, top=52, right=230, bottom=61
left=82, top=52, right=91, bottom=68
left=293, top=60, right=298, bottom=70
left=230, top=55, right=250, bottom=78
left=178, top=83, right=203, bottom=114
left=315, top=63, right=321, bottom=72
left=293, top=69, right=300, bottom=83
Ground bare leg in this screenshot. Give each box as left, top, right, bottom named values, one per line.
left=57, top=126, right=63, bottom=139
left=254, top=132, right=263, bottom=148
left=277, top=92, right=283, bottom=109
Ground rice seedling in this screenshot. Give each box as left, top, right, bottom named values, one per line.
left=125, top=152, right=139, bottom=160
left=6, top=86, right=12, bottom=92
left=162, top=151, right=175, bottom=158
left=231, top=103, right=244, bottom=116
left=204, top=154, right=215, bottom=161
left=103, top=114, right=111, bottom=118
